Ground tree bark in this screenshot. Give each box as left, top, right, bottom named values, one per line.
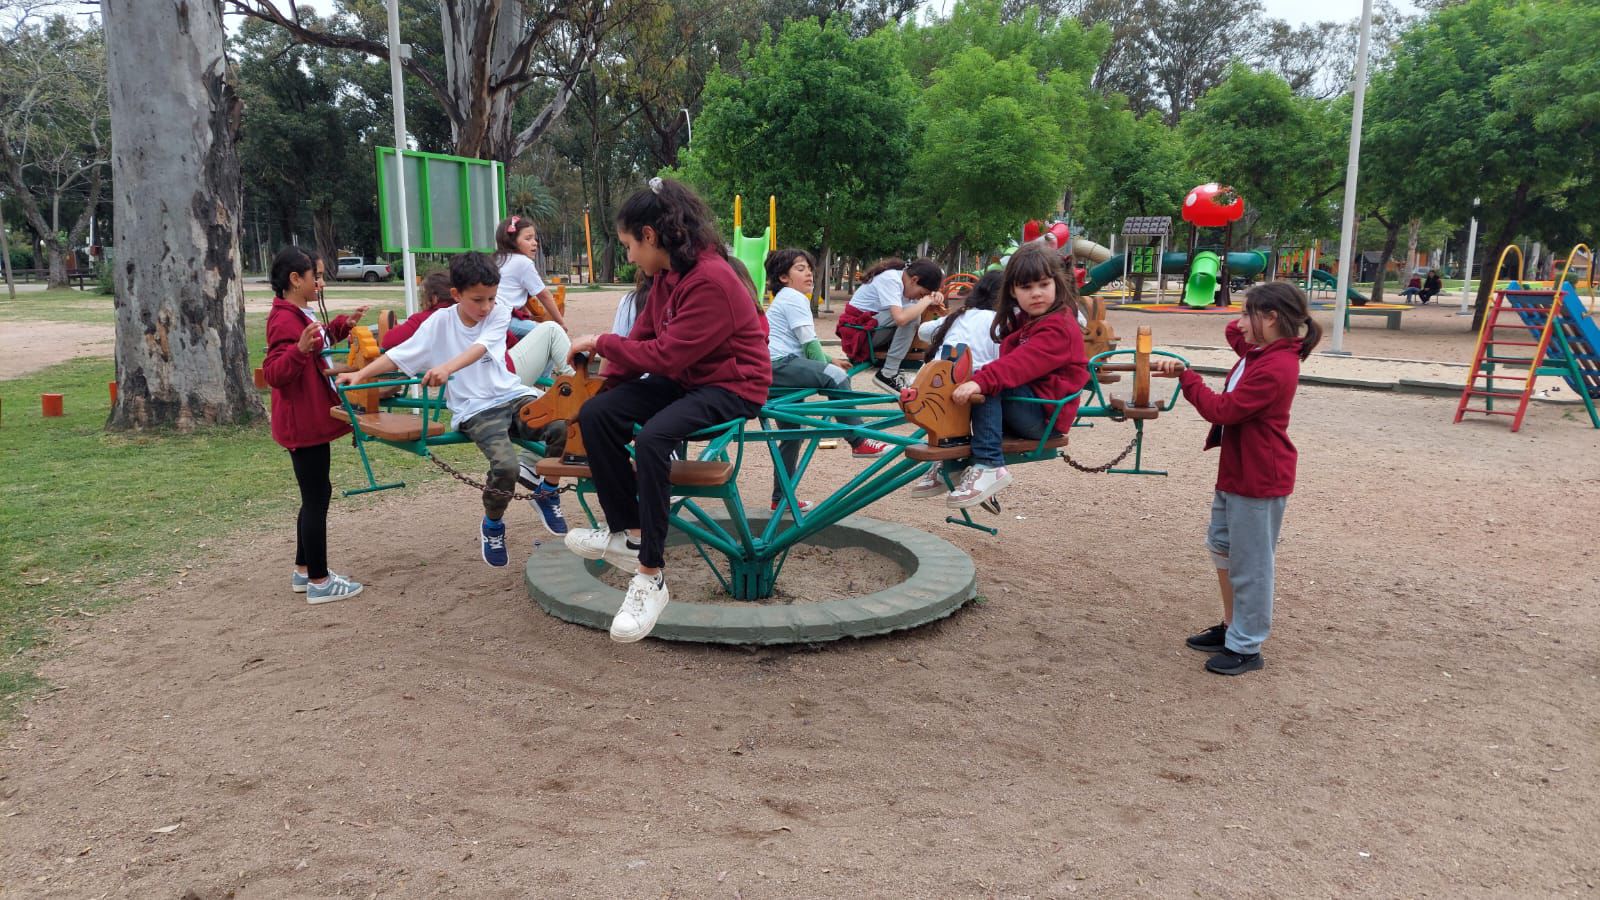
left=1470, top=183, right=1531, bottom=331
left=1371, top=217, right=1401, bottom=303
left=103, top=0, right=262, bottom=430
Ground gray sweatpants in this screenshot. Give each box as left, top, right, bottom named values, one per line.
left=1206, top=490, right=1287, bottom=655
left=871, top=308, right=919, bottom=376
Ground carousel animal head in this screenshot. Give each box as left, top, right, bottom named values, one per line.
left=898, top=344, right=973, bottom=447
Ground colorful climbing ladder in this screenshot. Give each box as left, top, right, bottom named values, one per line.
left=1454, top=244, right=1600, bottom=432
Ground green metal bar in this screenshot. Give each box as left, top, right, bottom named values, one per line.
left=687, top=536, right=735, bottom=595
left=765, top=457, right=927, bottom=555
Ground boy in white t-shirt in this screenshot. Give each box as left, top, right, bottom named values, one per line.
left=337, top=253, right=568, bottom=567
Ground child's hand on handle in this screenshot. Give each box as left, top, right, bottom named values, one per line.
left=1152, top=359, right=1187, bottom=377
left=952, top=380, right=985, bottom=406
left=297, top=322, right=323, bottom=354
left=421, top=366, right=451, bottom=387
left=334, top=371, right=358, bottom=387
left=567, top=334, right=599, bottom=365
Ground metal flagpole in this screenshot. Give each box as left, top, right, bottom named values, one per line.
left=1457, top=197, right=1480, bottom=316
left=1328, top=0, right=1374, bottom=356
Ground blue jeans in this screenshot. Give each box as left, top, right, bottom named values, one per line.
left=1206, top=490, right=1287, bottom=655
left=968, top=385, right=1051, bottom=467
left=507, top=317, right=536, bottom=338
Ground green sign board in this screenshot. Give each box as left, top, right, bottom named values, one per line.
left=375, top=147, right=506, bottom=254
left=1130, top=246, right=1157, bottom=276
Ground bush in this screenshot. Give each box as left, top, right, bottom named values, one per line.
left=7, top=247, right=33, bottom=270
left=616, top=263, right=637, bottom=284
left=96, top=263, right=114, bottom=295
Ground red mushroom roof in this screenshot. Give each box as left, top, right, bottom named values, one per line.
left=1182, top=183, right=1245, bottom=227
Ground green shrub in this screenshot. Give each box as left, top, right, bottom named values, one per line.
left=96, top=263, right=114, bottom=295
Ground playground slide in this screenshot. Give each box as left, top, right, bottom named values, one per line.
left=1079, top=251, right=1268, bottom=297
left=1550, top=283, right=1600, bottom=397
left=1071, top=237, right=1112, bottom=264
left=1183, top=251, right=1221, bottom=308
left=1310, top=268, right=1370, bottom=305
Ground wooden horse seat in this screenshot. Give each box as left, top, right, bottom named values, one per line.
left=904, top=434, right=1069, bottom=461
left=535, top=457, right=736, bottom=487
left=330, top=407, right=447, bottom=441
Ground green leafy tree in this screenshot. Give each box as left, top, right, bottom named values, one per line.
left=1181, top=64, right=1343, bottom=246
left=677, top=18, right=916, bottom=293
left=1074, top=105, right=1194, bottom=239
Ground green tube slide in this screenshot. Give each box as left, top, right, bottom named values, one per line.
left=1183, top=251, right=1222, bottom=307
left=1079, top=250, right=1268, bottom=297
left=1310, top=268, right=1370, bottom=304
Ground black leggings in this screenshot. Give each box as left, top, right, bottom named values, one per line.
left=578, top=378, right=760, bottom=569
left=290, top=443, right=333, bottom=580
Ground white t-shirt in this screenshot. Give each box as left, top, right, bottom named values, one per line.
left=495, top=254, right=547, bottom=313
left=918, top=310, right=999, bottom=371
left=385, top=304, right=532, bottom=424
left=1225, top=356, right=1247, bottom=392
left=612, top=291, right=642, bottom=337
left=766, top=287, right=817, bottom=360
left=846, top=268, right=906, bottom=314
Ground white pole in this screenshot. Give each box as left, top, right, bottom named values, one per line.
left=681, top=108, right=693, bottom=143
left=387, top=0, right=417, bottom=316
left=1457, top=197, right=1479, bottom=315
left=1328, top=0, right=1374, bottom=356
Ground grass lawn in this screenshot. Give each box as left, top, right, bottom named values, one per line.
left=0, top=316, right=502, bottom=716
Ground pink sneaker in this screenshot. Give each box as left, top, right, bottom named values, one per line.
left=945, top=464, right=1012, bottom=508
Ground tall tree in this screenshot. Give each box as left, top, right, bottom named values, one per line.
left=1143, top=0, right=1264, bottom=125
left=226, top=0, right=627, bottom=161
left=103, top=0, right=261, bottom=429
left=1074, top=105, right=1194, bottom=238
left=0, top=16, right=108, bottom=287
left=677, top=18, right=916, bottom=293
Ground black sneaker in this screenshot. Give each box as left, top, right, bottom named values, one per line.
left=1185, top=622, right=1228, bottom=652
left=1205, top=649, right=1264, bottom=676
left=873, top=369, right=906, bottom=392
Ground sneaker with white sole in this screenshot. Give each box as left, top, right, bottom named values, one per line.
left=945, top=464, right=1013, bottom=508
left=873, top=369, right=906, bottom=392
left=528, top=481, right=569, bottom=536
left=610, top=572, right=670, bottom=642
left=481, top=518, right=509, bottom=568
left=291, top=570, right=310, bottom=593
left=564, top=526, right=642, bottom=568
left=306, top=573, right=363, bottom=604
left=909, top=468, right=953, bottom=499
left=770, top=498, right=815, bottom=512
left=851, top=439, right=889, bottom=458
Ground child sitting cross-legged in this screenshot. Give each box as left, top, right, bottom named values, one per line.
left=336, top=252, right=568, bottom=566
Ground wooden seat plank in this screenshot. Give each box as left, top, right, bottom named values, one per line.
left=905, top=434, right=1069, bottom=462
left=535, top=457, right=736, bottom=487
left=330, top=407, right=446, bottom=442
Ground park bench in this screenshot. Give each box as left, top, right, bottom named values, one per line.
left=1346, top=306, right=1406, bottom=330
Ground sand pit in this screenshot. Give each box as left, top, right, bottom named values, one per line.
left=2, top=386, right=1597, bottom=896
left=0, top=321, right=115, bottom=379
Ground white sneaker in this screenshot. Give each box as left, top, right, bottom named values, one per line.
left=945, top=464, right=1013, bottom=509
left=909, top=468, right=953, bottom=499
left=564, top=526, right=641, bottom=567
left=610, top=572, right=670, bottom=643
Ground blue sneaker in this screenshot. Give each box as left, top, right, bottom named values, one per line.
left=481, top=518, right=509, bottom=567
left=529, top=481, right=569, bottom=536
left=291, top=570, right=310, bottom=593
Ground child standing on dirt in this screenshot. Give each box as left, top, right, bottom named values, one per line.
left=933, top=244, right=1088, bottom=509
left=1153, top=282, right=1322, bottom=676
left=562, top=177, right=772, bottom=644
left=263, top=246, right=368, bottom=604
left=337, top=252, right=570, bottom=562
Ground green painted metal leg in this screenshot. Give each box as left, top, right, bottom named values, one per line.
left=728, top=555, right=778, bottom=601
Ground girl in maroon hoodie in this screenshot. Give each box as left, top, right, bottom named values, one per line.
left=943, top=243, right=1089, bottom=509
left=563, top=178, right=773, bottom=643
left=262, top=246, right=368, bottom=604
left=1154, top=282, right=1322, bottom=676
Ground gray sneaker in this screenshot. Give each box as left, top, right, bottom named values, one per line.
left=291, top=570, right=309, bottom=593
left=306, top=573, right=364, bottom=605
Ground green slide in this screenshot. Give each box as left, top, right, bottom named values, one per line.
left=1080, top=251, right=1269, bottom=297
left=1183, top=251, right=1222, bottom=307
left=1310, top=268, right=1370, bottom=304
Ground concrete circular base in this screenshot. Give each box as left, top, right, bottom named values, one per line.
left=524, top=513, right=976, bottom=645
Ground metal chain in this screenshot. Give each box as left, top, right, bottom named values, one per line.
left=1060, top=435, right=1141, bottom=474
left=427, top=455, right=578, bottom=499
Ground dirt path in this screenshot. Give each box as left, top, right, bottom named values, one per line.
left=2, top=386, right=1596, bottom=897
left=0, top=321, right=114, bottom=379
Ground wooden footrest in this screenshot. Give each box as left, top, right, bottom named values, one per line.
left=1109, top=398, right=1162, bottom=420
left=905, top=434, right=1069, bottom=462
left=330, top=407, right=446, bottom=441
left=535, top=457, right=736, bottom=486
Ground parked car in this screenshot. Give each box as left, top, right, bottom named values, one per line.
left=335, top=257, right=393, bottom=282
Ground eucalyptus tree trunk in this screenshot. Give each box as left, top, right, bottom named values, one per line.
left=103, top=0, right=262, bottom=430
